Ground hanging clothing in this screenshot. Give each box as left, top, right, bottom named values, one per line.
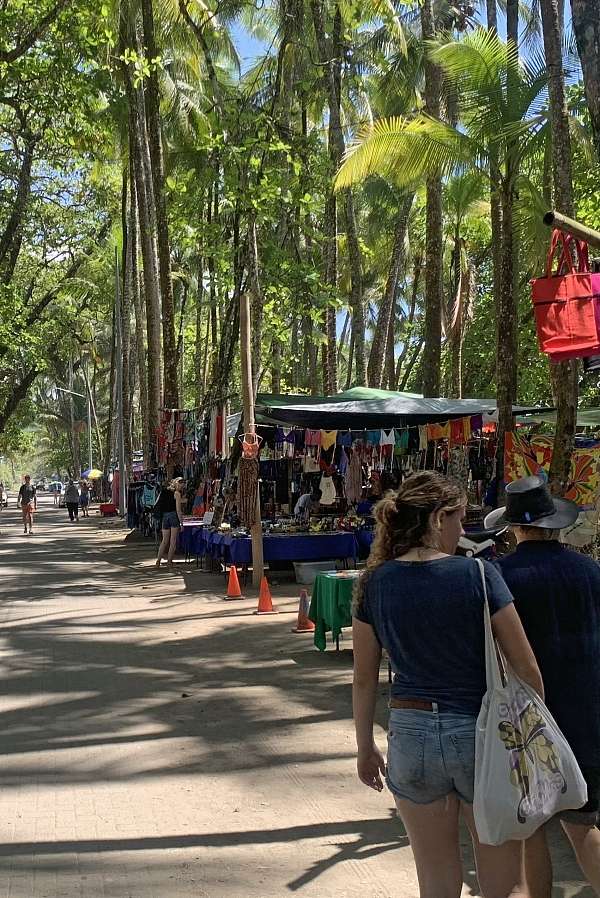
left=319, top=474, right=337, bottom=505
left=320, top=430, right=338, bottom=451
left=305, top=429, right=322, bottom=447
left=419, top=426, right=428, bottom=451
left=345, top=451, right=362, bottom=504
left=380, top=429, right=396, bottom=447
left=337, top=432, right=353, bottom=447
left=427, top=422, right=450, bottom=442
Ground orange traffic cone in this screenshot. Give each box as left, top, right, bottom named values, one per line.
left=292, top=589, right=315, bottom=633
left=226, top=565, right=242, bottom=599
left=254, top=576, right=279, bottom=614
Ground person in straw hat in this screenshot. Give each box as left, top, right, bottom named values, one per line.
left=487, top=475, right=600, bottom=897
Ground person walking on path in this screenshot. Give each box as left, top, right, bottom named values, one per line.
left=155, top=478, right=185, bottom=569
left=79, top=480, right=90, bottom=517
left=64, top=479, right=80, bottom=522
left=487, top=475, right=600, bottom=898
left=18, top=475, right=37, bottom=534
left=53, top=481, right=62, bottom=506
left=352, top=470, right=543, bottom=898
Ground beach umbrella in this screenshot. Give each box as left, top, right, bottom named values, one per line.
left=81, top=468, right=103, bottom=479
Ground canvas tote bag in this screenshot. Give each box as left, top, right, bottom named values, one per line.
left=531, top=230, right=600, bottom=360
left=473, top=559, right=587, bottom=845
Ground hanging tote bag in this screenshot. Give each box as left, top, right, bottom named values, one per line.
left=473, top=559, right=587, bottom=846
left=531, top=230, right=600, bottom=360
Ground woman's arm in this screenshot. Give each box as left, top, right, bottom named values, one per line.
left=175, top=491, right=183, bottom=522
left=492, top=604, right=544, bottom=699
left=352, top=618, right=385, bottom=791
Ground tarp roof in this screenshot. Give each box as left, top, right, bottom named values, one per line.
left=517, top=408, right=600, bottom=427
left=256, top=388, right=552, bottom=428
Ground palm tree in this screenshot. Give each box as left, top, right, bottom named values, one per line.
left=443, top=171, right=488, bottom=397
left=540, top=0, right=578, bottom=491
left=336, top=28, right=549, bottom=470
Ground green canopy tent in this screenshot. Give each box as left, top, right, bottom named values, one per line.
left=255, top=387, right=552, bottom=430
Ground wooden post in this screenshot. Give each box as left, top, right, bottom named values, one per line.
left=239, top=291, right=264, bottom=586
left=544, top=210, right=600, bottom=250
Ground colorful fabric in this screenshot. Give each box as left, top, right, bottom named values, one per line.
left=450, top=417, right=472, bottom=445
left=505, top=431, right=600, bottom=510
left=427, top=422, right=450, bottom=442
left=305, top=429, right=321, bottom=447
left=320, top=430, right=338, bottom=450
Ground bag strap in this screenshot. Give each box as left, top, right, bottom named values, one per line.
left=546, top=229, right=590, bottom=277
left=475, top=559, right=505, bottom=691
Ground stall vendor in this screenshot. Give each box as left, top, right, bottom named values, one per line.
left=294, top=487, right=322, bottom=522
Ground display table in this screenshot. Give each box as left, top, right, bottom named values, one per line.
left=179, top=520, right=206, bottom=564
left=309, top=570, right=360, bottom=651
left=206, top=530, right=358, bottom=567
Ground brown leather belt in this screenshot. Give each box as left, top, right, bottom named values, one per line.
left=389, top=698, right=434, bottom=711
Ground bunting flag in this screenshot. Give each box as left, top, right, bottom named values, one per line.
left=505, top=431, right=600, bottom=509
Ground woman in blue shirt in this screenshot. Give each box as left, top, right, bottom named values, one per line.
left=353, top=470, right=542, bottom=898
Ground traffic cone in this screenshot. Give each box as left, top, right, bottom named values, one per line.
left=292, top=589, right=315, bottom=633
left=254, top=576, right=279, bottom=614
left=226, top=565, right=242, bottom=599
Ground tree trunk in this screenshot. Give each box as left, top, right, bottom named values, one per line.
left=0, top=366, right=37, bottom=434
left=104, top=303, right=116, bottom=475
left=129, top=163, right=149, bottom=466
left=311, top=0, right=344, bottom=394
left=120, top=10, right=161, bottom=440
left=420, top=0, right=443, bottom=398
left=542, top=0, right=578, bottom=491
left=194, top=249, right=205, bottom=409
left=121, top=171, right=133, bottom=477
left=247, top=214, right=263, bottom=399
left=400, top=339, right=424, bottom=391
left=368, top=193, right=413, bottom=387
left=0, top=135, right=36, bottom=284
left=344, top=191, right=365, bottom=386
left=395, top=251, right=422, bottom=388
left=140, top=0, right=178, bottom=408
left=496, top=178, right=518, bottom=487
left=571, top=0, right=600, bottom=160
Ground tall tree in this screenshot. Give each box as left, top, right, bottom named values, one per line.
left=541, top=0, right=578, bottom=491
left=140, top=0, right=179, bottom=408
left=420, top=0, right=443, bottom=397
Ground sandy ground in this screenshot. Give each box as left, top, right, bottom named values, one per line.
left=0, top=494, right=593, bottom=897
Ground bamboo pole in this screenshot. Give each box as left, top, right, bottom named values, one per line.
left=239, top=290, right=264, bottom=586
left=544, top=210, right=600, bottom=250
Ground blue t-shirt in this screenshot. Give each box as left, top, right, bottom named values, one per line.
left=354, top=556, right=514, bottom=715
left=496, top=541, right=600, bottom=767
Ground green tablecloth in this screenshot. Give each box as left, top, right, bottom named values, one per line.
left=309, top=571, right=360, bottom=651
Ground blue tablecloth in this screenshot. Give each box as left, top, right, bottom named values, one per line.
left=201, top=531, right=358, bottom=566
left=179, top=523, right=206, bottom=558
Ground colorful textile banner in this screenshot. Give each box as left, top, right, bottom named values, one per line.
left=505, top=431, right=600, bottom=509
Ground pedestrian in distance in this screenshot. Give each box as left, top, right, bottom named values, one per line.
left=352, top=470, right=543, bottom=898
left=487, top=475, right=600, bottom=898
left=64, top=479, right=80, bottom=522
left=155, top=478, right=185, bottom=569
left=18, top=475, right=37, bottom=534
left=79, top=480, right=90, bottom=517
left=53, top=481, right=62, bottom=506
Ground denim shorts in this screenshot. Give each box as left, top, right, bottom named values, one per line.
left=386, top=706, right=477, bottom=804
left=162, top=511, right=180, bottom=529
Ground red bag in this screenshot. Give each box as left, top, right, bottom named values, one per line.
left=531, top=230, right=600, bottom=360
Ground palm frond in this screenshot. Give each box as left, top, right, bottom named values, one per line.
left=336, top=115, right=482, bottom=190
